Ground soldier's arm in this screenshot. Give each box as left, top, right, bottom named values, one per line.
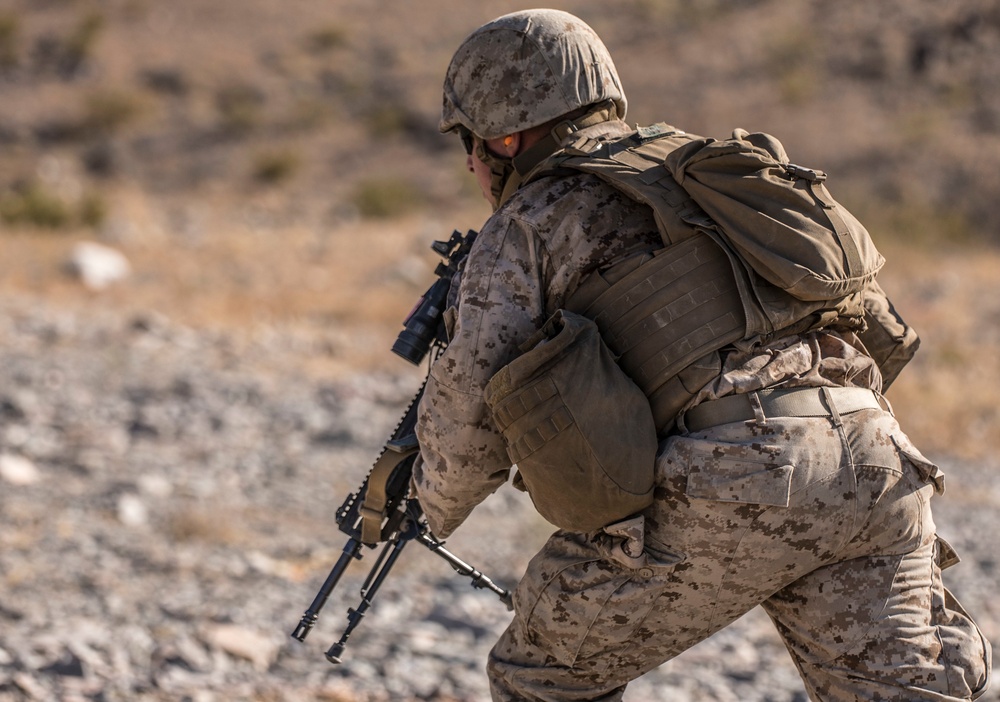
left=413, top=217, right=546, bottom=538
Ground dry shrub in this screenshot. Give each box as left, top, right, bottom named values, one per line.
left=63, top=10, right=105, bottom=69
left=78, top=192, right=108, bottom=227
left=216, top=83, right=266, bottom=134
left=0, top=183, right=72, bottom=229
left=81, top=89, right=145, bottom=135
left=252, top=154, right=297, bottom=185
left=0, top=12, right=19, bottom=68
left=252, top=149, right=300, bottom=185
left=353, top=178, right=425, bottom=219
left=307, top=25, right=349, bottom=53
left=859, top=200, right=973, bottom=248
left=0, top=183, right=109, bottom=230
left=167, top=507, right=241, bottom=545
left=763, top=27, right=822, bottom=106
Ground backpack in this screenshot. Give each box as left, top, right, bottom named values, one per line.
left=663, top=128, right=884, bottom=302
left=552, top=124, right=884, bottom=305
left=483, top=124, right=918, bottom=532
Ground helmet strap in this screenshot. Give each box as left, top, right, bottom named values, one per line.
left=479, top=100, right=619, bottom=210
left=474, top=140, right=516, bottom=212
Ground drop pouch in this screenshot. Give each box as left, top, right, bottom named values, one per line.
left=484, top=309, right=657, bottom=532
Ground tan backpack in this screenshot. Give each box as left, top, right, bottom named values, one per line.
left=548, top=124, right=916, bottom=384
left=664, top=128, right=884, bottom=301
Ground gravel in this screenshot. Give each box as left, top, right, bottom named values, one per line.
left=1, top=294, right=995, bottom=701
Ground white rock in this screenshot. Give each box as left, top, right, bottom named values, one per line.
left=201, top=624, right=279, bottom=670
left=117, top=493, right=148, bottom=527
left=68, top=241, right=132, bottom=291
left=0, top=453, right=40, bottom=485
left=138, top=473, right=174, bottom=498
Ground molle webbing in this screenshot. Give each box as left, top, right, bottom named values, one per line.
left=566, top=233, right=745, bottom=432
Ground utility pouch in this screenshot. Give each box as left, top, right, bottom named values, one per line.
left=484, top=309, right=657, bottom=532
left=857, top=279, right=920, bottom=389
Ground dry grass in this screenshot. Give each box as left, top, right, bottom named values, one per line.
left=1, top=185, right=995, bottom=462
left=0, top=185, right=489, bottom=375
left=1, top=0, right=998, bottom=463
left=874, top=240, right=1000, bottom=462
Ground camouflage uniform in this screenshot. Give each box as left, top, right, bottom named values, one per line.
left=412, top=117, right=991, bottom=700
left=416, top=9, right=992, bottom=701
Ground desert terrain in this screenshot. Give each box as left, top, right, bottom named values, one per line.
left=1, top=1, right=998, bottom=700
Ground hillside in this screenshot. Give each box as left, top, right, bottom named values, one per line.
left=3, top=0, right=999, bottom=456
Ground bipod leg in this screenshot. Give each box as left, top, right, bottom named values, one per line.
left=415, top=531, right=513, bottom=611
left=325, top=523, right=415, bottom=664
left=291, top=537, right=363, bottom=642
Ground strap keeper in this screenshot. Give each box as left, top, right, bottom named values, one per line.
left=748, top=391, right=767, bottom=425
left=820, top=386, right=843, bottom=427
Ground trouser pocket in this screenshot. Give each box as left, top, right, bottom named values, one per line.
left=515, top=527, right=682, bottom=668
left=931, top=538, right=992, bottom=699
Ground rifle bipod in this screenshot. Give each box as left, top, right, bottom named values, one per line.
left=293, top=504, right=512, bottom=664
left=290, top=229, right=509, bottom=664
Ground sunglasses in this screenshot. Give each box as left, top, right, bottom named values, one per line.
left=457, top=126, right=475, bottom=155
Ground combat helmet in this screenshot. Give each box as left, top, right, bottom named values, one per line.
left=440, top=9, right=626, bottom=139
left=441, top=9, right=627, bottom=207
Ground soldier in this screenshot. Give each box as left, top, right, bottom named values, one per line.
left=412, top=9, right=992, bottom=701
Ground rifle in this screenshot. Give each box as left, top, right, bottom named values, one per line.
left=291, top=229, right=513, bottom=664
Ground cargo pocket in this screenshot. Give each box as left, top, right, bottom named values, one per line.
left=517, top=528, right=682, bottom=669
left=891, top=434, right=945, bottom=494
left=930, top=538, right=992, bottom=698
left=674, top=436, right=794, bottom=507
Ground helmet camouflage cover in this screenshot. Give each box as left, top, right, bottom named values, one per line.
left=440, top=9, right=627, bottom=140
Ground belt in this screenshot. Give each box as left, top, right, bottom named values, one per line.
left=682, top=386, right=890, bottom=433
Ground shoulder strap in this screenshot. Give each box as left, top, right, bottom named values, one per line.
left=523, top=124, right=714, bottom=248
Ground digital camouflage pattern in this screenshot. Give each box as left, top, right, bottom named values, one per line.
left=415, top=118, right=892, bottom=543
left=414, top=119, right=660, bottom=538
left=488, top=409, right=991, bottom=700
left=412, top=115, right=992, bottom=699
left=439, top=10, right=626, bottom=139
left=420, top=8, right=991, bottom=694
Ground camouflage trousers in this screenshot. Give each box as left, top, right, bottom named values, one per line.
left=489, top=408, right=992, bottom=701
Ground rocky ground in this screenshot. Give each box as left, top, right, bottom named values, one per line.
left=2, top=1, right=999, bottom=699
left=0, top=292, right=997, bottom=702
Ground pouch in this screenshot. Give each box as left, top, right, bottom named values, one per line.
left=484, top=309, right=657, bottom=532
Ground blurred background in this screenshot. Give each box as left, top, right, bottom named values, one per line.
left=1, top=1, right=998, bottom=700
left=2, top=0, right=999, bottom=455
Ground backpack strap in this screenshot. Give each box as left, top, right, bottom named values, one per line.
left=785, top=163, right=866, bottom=282
left=524, top=124, right=715, bottom=249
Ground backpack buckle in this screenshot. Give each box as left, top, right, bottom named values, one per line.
left=785, top=163, right=827, bottom=182
left=636, top=123, right=683, bottom=143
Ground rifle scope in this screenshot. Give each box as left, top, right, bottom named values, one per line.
left=391, top=276, right=449, bottom=365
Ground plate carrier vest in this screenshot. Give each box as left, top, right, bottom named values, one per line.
left=518, top=124, right=910, bottom=434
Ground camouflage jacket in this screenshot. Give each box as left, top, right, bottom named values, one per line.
left=413, top=119, right=881, bottom=538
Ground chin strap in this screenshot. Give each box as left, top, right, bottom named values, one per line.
left=478, top=101, right=620, bottom=211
